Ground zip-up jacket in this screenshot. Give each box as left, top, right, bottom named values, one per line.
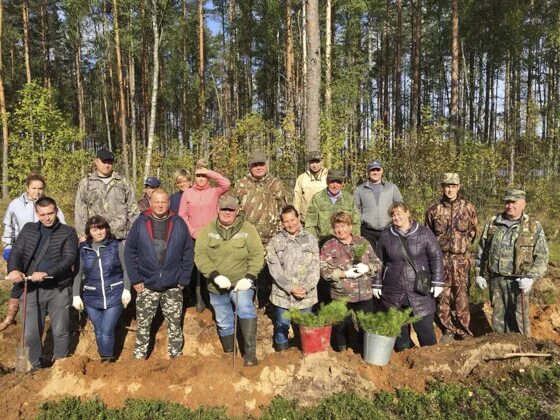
left=353, top=180, right=402, bottom=230
left=74, top=238, right=126, bottom=310
left=125, top=210, right=194, bottom=291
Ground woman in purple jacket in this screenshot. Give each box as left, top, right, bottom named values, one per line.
left=373, top=202, right=443, bottom=351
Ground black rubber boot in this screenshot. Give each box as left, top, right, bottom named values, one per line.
left=239, top=318, right=258, bottom=366
left=219, top=334, right=235, bottom=353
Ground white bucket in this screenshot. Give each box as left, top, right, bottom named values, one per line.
left=363, top=332, right=397, bottom=366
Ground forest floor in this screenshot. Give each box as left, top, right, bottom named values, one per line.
left=0, top=265, right=559, bottom=419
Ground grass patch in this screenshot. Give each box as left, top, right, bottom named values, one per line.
left=549, top=242, right=560, bottom=263
left=39, top=364, right=560, bottom=419
left=0, top=287, right=10, bottom=319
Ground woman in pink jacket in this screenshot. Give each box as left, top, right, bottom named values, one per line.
left=179, top=160, right=231, bottom=311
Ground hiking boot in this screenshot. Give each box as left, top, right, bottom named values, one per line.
left=0, top=298, right=19, bottom=331
left=239, top=318, right=258, bottom=366
left=274, top=341, right=289, bottom=352
left=219, top=334, right=235, bottom=353
left=439, top=333, right=455, bottom=344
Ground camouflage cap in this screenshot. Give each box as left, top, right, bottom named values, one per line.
left=326, top=169, right=345, bottom=182
left=503, top=189, right=526, bottom=202
left=442, top=172, right=460, bottom=185
left=218, top=193, right=240, bottom=210
left=248, top=150, right=267, bottom=166
left=307, top=150, right=323, bottom=161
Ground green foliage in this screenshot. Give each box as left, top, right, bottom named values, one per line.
left=532, top=288, right=557, bottom=305
left=37, top=397, right=109, bottom=419
left=283, top=300, right=350, bottom=328
left=356, top=308, right=421, bottom=337
left=352, top=242, right=369, bottom=264
left=0, top=287, right=10, bottom=319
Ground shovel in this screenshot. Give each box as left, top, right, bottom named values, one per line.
left=15, top=277, right=30, bottom=373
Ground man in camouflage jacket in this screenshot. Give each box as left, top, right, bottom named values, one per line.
left=234, top=150, right=289, bottom=246
left=266, top=205, right=320, bottom=351
left=474, top=189, right=548, bottom=336
left=75, top=149, right=139, bottom=242
left=425, top=173, right=477, bottom=342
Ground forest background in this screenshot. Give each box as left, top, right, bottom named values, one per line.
left=0, top=0, right=559, bottom=244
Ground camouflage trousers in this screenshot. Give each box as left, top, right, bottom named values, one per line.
left=489, top=276, right=530, bottom=336
left=134, top=287, right=184, bottom=359
left=437, top=253, right=472, bottom=337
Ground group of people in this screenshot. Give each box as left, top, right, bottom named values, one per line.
left=1, top=148, right=549, bottom=371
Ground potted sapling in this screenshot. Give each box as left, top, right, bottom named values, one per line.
left=283, top=300, right=350, bottom=354
left=356, top=308, right=420, bottom=366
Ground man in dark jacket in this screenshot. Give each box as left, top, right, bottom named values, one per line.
left=125, top=189, right=194, bottom=359
left=7, top=197, right=78, bottom=370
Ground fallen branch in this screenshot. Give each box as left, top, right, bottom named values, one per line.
left=484, top=352, right=553, bottom=361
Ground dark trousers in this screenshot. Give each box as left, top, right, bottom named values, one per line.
left=332, top=299, right=374, bottom=350
left=395, top=311, right=437, bottom=352
left=360, top=225, right=384, bottom=252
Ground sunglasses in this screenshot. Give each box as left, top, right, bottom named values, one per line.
left=219, top=208, right=237, bottom=212
left=369, top=168, right=382, bottom=172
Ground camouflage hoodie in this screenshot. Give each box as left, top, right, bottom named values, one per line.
left=266, top=228, right=320, bottom=309
left=234, top=172, right=289, bottom=245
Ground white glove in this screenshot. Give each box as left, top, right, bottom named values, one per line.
left=517, top=277, right=534, bottom=292
left=354, top=263, right=370, bottom=275
left=344, top=269, right=361, bottom=279
left=214, top=275, right=231, bottom=289
left=234, top=278, right=253, bottom=291
left=122, top=289, right=131, bottom=308
left=475, top=276, right=487, bottom=289
left=372, top=288, right=382, bottom=299
left=72, top=296, right=84, bottom=311
left=431, top=286, right=443, bottom=298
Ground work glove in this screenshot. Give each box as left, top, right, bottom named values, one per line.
left=214, top=275, right=231, bottom=289
left=2, top=247, right=11, bottom=262
left=234, top=278, right=253, bottom=292
left=344, top=269, right=361, bottom=279
left=517, top=277, right=534, bottom=293
left=475, top=276, right=487, bottom=289
left=72, top=296, right=84, bottom=311
left=431, top=286, right=443, bottom=298
left=122, top=289, right=132, bottom=308
left=372, top=288, right=383, bottom=299
left=353, top=263, right=370, bottom=275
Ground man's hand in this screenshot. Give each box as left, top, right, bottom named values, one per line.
left=234, top=278, right=253, bottom=291
left=214, top=275, right=232, bottom=289
left=431, top=286, right=443, bottom=298
left=72, top=296, right=84, bottom=311
left=133, top=283, right=145, bottom=294
left=7, top=270, right=24, bottom=283
left=30, top=272, right=49, bottom=282
left=353, top=263, right=370, bottom=275
left=291, top=286, right=306, bottom=299
left=475, top=276, right=487, bottom=289
left=517, top=277, right=534, bottom=292
left=372, top=288, right=383, bottom=299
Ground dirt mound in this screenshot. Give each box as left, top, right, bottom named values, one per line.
left=0, top=265, right=558, bottom=419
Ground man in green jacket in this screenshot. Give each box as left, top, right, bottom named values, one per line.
left=194, top=194, right=264, bottom=366
left=305, top=169, right=360, bottom=244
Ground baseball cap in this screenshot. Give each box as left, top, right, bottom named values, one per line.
left=144, top=176, right=161, bottom=188
left=248, top=150, right=267, bottom=166
left=218, top=194, right=240, bottom=210
left=96, top=149, right=114, bottom=162
left=367, top=160, right=383, bottom=171
left=441, top=173, right=460, bottom=185
left=307, top=151, right=322, bottom=161
left=503, top=189, right=526, bottom=201
left=326, top=169, right=345, bottom=182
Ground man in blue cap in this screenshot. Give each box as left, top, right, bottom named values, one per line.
left=353, top=160, right=402, bottom=249
left=138, top=176, right=161, bottom=212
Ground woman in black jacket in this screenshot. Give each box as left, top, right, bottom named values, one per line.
left=373, top=202, right=443, bottom=351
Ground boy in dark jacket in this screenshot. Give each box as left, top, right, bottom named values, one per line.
left=125, top=189, right=194, bottom=359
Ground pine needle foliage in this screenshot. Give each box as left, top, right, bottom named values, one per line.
left=356, top=308, right=421, bottom=337
left=352, top=242, right=369, bottom=264
left=283, top=300, right=350, bottom=327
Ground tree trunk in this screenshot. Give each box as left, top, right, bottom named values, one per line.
left=0, top=0, right=9, bottom=198
left=305, top=0, right=320, bottom=153
left=129, top=51, right=138, bottom=188
left=113, top=0, right=129, bottom=177
left=285, top=0, right=294, bottom=115
left=144, top=0, right=161, bottom=179
left=324, top=0, right=331, bottom=114
left=75, top=26, right=86, bottom=135
left=410, top=0, right=421, bottom=130
left=394, top=0, right=402, bottom=138
left=39, top=0, right=50, bottom=88
left=182, top=0, right=189, bottom=145
left=450, top=0, right=459, bottom=144
left=22, top=0, right=31, bottom=83
left=198, top=0, right=205, bottom=125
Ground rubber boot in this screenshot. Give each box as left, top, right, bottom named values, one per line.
left=239, top=318, right=258, bottom=366
left=0, top=298, right=19, bottom=331
left=219, top=334, right=234, bottom=353
left=195, top=274, right=206, bottom=313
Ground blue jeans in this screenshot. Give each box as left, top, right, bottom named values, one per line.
left=209, top=289, right=256, bottom=337
left=274, top=305, right=313, bottom=345
left=85, top=304, right=123, bottom=358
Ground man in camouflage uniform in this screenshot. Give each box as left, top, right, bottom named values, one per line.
left=75, top=149, right=139, bottom=243
left=234, top=150, right=289, bottom=306
left=267, top=205, right=320, bottom=351
left=475, top=189, right=548, bottom=336
left=293, top=151, right=328, bottom=223
left=125, top=189, right=194, bottom=359
left=425, top=173, right=477, bottom=342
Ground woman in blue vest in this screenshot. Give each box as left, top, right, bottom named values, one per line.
left=72, top=215, right=131, bottom=362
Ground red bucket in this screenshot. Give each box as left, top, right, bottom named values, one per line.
left=299, top=325, right=332, bottom=354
